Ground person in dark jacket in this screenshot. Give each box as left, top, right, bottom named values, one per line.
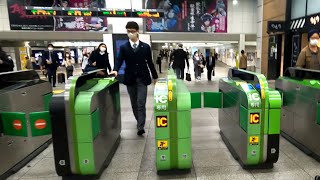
left=43, top=44, right=60, bottom=87
left=170, top=44, right=189, bottom=79
left=205, top=51, right=216, bottom=81
left=88, top=43, right=111, bottom=76
left=109, top=21, right=158, bottom=136
left=0, top=46, right=14, bottom=73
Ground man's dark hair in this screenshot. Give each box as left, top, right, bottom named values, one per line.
left=241, top=50, right=244, bottom=54
left=126, top=21, right=139, bottom=30
left=178, top=44, right=183, bottom=48
left=48, top=43, right=54, bottom=48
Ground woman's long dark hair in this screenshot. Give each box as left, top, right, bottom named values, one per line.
left=95, top=43, right=108, bottom=53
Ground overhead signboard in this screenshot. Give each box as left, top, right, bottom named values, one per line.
left=144, top=0, right=228, bottom=33
left=25, top=6, right=164, bottom=18
left=7, top=0, right=108, bottom=31
left=267, top=21, right=285, bottom=33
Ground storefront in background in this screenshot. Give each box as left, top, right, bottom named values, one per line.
left=283, top=0, right=320, bottom=72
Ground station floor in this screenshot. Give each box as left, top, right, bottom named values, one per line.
left=7, top=61, right=320, bottom=180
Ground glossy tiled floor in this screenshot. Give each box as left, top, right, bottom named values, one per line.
left=7, top=61, right=320, bottom=180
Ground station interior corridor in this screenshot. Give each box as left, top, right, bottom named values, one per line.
left=7, top=61, right=320, bottom=180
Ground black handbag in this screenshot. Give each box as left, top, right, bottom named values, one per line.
left=186, top=70, right=191, bottom=81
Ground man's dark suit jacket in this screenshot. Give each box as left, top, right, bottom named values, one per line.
left=114, top=41, right=158, bottom=86
left=43, top=51, right=60, bottom=70
left=205, top=56, right=216, bottom=69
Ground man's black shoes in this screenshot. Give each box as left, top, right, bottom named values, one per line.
left=137, top=129, right=145, bottom=136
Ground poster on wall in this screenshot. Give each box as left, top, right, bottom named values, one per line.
left=291, top=35, right=300, bottom=67
left=7, top=0, right=108, bottom=31
left=144, top=0, right=227, bottom=33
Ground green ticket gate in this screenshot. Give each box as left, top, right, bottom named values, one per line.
left=154, top=70, right=192, bottom=172
left=154, top=68, right=282, bottom=170
left=50, top=70, right=121, bottom=178
left=0, top=70, right=52, bottom=179
left=276, top=68, right=320, bottom=160
left=210, top=68, right=282, bottom=169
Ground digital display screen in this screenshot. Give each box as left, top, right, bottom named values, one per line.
left=131, top=11, right=164, bottom=18
left=62, top=10, right=96, bottom=17
left=25, top=9, right=60, bottom=16
left=98, top=10, right=128, bottom=17
left=25, top=6, right=163, bottom=18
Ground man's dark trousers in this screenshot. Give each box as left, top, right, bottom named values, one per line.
left=207, top=67, right=214, bottom=81
left=175, top=67, right=184, bottom=80
left=127, top=77, right=147, bottom=130
left=47, top=68, right=57, bottom=86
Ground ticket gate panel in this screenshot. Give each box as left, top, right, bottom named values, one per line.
left=219, top=68, right=281, bottom=168
left=276, top=68, right=320, bottom=160
left=0, top=70, right=52, bottom=179
left=156, top=139, right=171, bottom=170
left=50, top=71, right=121, bottom=178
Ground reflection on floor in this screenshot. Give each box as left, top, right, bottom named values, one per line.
left=7, top=61, right=318, bottom=180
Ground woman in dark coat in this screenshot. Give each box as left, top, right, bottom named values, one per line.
left=0, top=46, right=14, bottom=73
left=88, top=43, right=111, bottom=76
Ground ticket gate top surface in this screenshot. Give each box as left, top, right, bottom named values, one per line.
left=218, top=68, right=281, bottom=168
left=56, top=69, right=120, bottom=176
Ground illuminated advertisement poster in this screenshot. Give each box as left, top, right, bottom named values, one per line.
left=144, top=0, right=227, bottom=33
left=7, top=0, right=108, bottom=31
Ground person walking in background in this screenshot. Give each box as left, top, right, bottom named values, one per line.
left=88, top=43, right=111, bottom=76
left=206, top=51, right=216, bottom=81
left=157, top=53, right=162, bottom=73
left=239, top=50, right=247, bottom=70
left=296, top=29, right=320, bottom=70
left=24, top=56, right=33, bottom=70
left=109, top=21, right=158, bottom=136
left=193, top=51, right=204, bottom=81
left=0, top=46, right=14, bottom=73
left=170, top=44, right=189, bottom=79
left=62, top=52, right=75, bottom=78
left=43, top=44, right=60, bottom=87
left=81, top=53, right=89, bottom=72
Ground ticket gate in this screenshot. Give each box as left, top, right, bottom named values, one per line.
left=153, top=70, right=192, bottom=172
left=0, top=70, right=52, bottom=179
left=213, top=68, right=282, bottom=169
left=50, top=70, right=121, bottom=179
left=276, top=68, right=320, bottom=161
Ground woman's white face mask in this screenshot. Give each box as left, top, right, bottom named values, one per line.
left=100, top=47, right=106, bottom=52
left=310, top=39, right=319, bottom=46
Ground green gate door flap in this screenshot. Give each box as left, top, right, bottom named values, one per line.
left=43, top=93, right=53, bottom=111
left=190, top=92, right=201, bottom=109
left=30, top=111, right=52, bottom=136
left=203, top=92, right=222, bottom=108
left=1, top=112, right=28, bottom=137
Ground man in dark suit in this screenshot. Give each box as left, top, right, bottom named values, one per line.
left=110, top=21, right=158, bottom=136
left=43, top=44, right=60, bottom=87
left=170, top=44, right=189, bottom=79
left=206, top=51, right=216, bottom=81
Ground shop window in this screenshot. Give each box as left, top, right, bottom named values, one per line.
left=307, top=0, right=320, bottom=15
left=291, top=0, right=306, bottom=19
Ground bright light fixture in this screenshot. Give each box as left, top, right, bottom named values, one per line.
left=233, top=0, right=238, bottom=5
